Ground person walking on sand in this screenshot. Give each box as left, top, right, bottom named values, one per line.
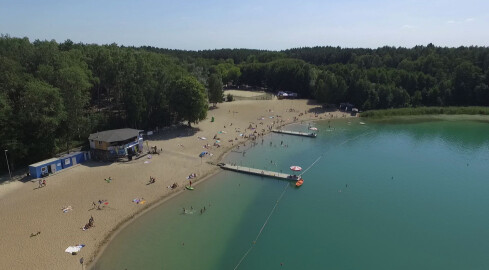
left=38, top=179, right=42, bottom=188
left=92, top=201, right=97, bottom=209
left=42, top=179, right=46, bottom=187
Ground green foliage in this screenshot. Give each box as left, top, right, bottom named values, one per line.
left=215, top=61, right=241, bottom=84
left=314, top=71, right=347, bottom=104
left=226, top=93, right=234, bottom=102
left=207, top=73, right=223, bottom=106
left=265, top=59, right=315, bottom=97
left=361, top=107, right=489, bottom=118
left=21, top=80, right=65, bottom=162
left=0, top=93, right=11, bottom=146
left=170, top=76, right=208, bottom=126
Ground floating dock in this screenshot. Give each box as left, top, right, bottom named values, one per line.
left=218, top=163, right=300, bottom=181
left=271, top=129, right=317, bottom=138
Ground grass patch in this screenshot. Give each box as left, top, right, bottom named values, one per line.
left=361, top=106, right=489, bottom=118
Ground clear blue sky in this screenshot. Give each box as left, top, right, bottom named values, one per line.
left=1, top=0, right=487, bottom=50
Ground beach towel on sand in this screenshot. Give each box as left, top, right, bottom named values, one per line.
left=65, top=244, right=85, bottom=253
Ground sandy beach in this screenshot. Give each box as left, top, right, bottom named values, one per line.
left=0, top=97, right=351, bottom=270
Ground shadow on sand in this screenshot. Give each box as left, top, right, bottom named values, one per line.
left=144, top=125, right=200, bottom=142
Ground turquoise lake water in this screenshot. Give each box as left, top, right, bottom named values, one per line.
left=93, top=116, right=489, bottom=270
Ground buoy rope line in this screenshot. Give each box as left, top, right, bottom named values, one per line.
left=301, top=155, right=322, bottom=175
left=233, top=183, right=289, bottom=270
left=234, top=129, right=375, bottom=269
left=301, top=130, right=375, bottom=177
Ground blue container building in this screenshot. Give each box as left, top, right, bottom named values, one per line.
left=29, top=158, right=62, bottom=179
left=59, top=152, right=89, bottom=169
left=29, top=151, right=91, bottom=179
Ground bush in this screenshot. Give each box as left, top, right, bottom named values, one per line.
left=227, top=93, right=234, bottom=102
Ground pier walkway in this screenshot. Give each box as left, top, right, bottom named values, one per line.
left=271, top=129, right=317, bottom=138
left=218, top=163, right=300, bottom=181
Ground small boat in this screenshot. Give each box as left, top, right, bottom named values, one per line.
left=309, top=127, right=318, bottom=131
left=186, top=186, right=194, bottom=190
left=295, top=178, right=304, bottom=187
left=290, top=166, right=302, bottom=171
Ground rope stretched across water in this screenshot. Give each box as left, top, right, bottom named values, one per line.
left=233, top=183, right=290, bottom=270
left=301, top=130, right=375, bottom=177
left=301, top=155, right=322, bottom=175
left=233, top=129, right=375, bottom=269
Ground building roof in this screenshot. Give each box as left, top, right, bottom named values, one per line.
left=29, top=157, right=60, bottom=168
left=59, top=151, right=84, bottom=159
left=88, top=128, right=142, bottom=143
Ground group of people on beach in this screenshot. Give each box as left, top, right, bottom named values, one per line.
left=38, top=179, right=47, bottom=188
left=92, top=199, right=107, bottom=210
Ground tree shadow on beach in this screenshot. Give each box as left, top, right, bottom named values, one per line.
left=305, top=100, right=338, bottom=113
left=307, top=106, right=338, bottom=114
left=144, top=125, right=200, bottom=142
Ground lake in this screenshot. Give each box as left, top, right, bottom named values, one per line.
left=93, top=116, right=489, bottom=270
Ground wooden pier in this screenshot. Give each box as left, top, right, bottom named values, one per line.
left=218, top=163, right=300, bottom=181
left=271, top=129, right=317, bottom=138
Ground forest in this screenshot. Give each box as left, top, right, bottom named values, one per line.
left=1, top=35, right=489, bottom=171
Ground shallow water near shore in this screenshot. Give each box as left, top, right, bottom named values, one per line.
left=93, top=116, right=489, bottom=270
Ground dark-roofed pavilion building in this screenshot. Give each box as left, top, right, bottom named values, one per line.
left=88, top=128, right=144, bottom=161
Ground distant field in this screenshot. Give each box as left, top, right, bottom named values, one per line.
left=224, top=89, right=273, bottom=100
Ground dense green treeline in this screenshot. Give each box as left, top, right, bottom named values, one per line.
left=1, top=35, right=489, bottom=171
left=0, top=36, right=208, bottom=170
left=238, top=45, right=489, bottom=108
left=142, top=44, right=489, bottom=109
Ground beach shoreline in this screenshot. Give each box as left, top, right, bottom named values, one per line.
left=88, top=165, right=221, bottom=268
left=0, top=98, right=352, bottom=270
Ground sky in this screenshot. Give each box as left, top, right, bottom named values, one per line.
left=0, top=0, right=488, bottom=50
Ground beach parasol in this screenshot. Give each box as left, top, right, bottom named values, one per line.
left=199, top=151, right=208, bottom=157
left=290, top=166, right=302, bottom=171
